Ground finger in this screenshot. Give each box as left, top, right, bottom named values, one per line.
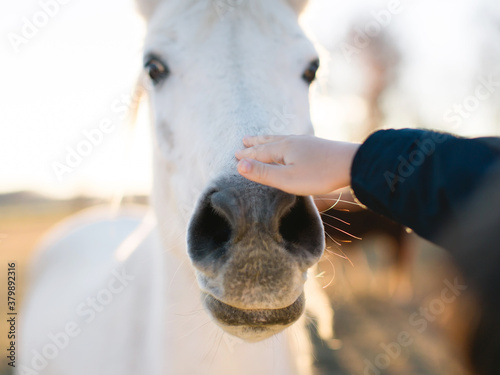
left=237, top=159, right=290, bottom=191
left=235, top=144, right=285, bottom=164
left=242, top=135, right=288, bottom=148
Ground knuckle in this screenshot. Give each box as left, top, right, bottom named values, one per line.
left=253, top=145, right=266, bottom=156
left=249, top=147, right=260, bottom=158
left=239, top=149, right=251, bottom=158
left=257, top=163, right=269, bottom=181
left=262, top=134, right=274, bottom=142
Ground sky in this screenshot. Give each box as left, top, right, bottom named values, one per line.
left=0, top=0, right=149, bottom=198
left=1, top=0, right=499, bottom=198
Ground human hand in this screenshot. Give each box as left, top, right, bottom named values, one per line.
left=235, top=135, right=360, bottom=196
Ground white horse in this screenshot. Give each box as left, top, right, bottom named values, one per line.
left=18, top=0, right=333, bottom=374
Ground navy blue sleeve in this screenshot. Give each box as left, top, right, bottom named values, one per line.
left=350, top=128, right=500, bottom=244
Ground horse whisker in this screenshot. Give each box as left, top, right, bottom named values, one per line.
left=320, top=212, right=351, bottom=225
left=325, top=247, right=354, bottom=267
left=321, top=255, right=336, bottom=289
left=179, top=319, right=213, bottom=340
left=314, top=198, right=361, bottom=206
left=323, top=222, right=362, bottom=240
left=174, top=308, right=206, bottom=316
left=209, top=330, right=224, bottom=370
left=325, top=230, right=342, bottom=247
left=325, top=247, right=348, bottom=260
left=316, top=191, right=342, bottom=212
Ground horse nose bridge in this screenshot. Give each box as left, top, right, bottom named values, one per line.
left=211, top=182, right=296, bottom=231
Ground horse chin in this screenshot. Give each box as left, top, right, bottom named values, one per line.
left=219, top=324, right=292, bottom=343
left=202, top=292, right=305, bottom=342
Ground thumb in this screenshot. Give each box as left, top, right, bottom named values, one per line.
left=237, top=158, right=287, bottom=190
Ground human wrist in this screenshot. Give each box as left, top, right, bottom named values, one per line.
left=325, top=141, right=360, bottom=193
left=343, top=142, right=361, bottom=188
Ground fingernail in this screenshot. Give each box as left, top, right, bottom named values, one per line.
left=238, top=159, right=252, bottom=174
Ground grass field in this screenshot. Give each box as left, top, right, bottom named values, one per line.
left=0, top=193, right=473, bottom=374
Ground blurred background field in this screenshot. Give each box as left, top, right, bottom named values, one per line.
left=2, top=0, right=500, bottom=373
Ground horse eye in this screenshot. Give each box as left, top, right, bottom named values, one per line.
left=302, top=59, right=320, bottom=85
left=144, top=56, right=169, bottom=85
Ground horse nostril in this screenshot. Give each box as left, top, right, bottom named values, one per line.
left=279, top=196, right=324, bottom=262
left=188, top=183, right=324, bottom=270
left=187, top=192, right=233, bottom=264
left=279, top=198, right=308, bottom=245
